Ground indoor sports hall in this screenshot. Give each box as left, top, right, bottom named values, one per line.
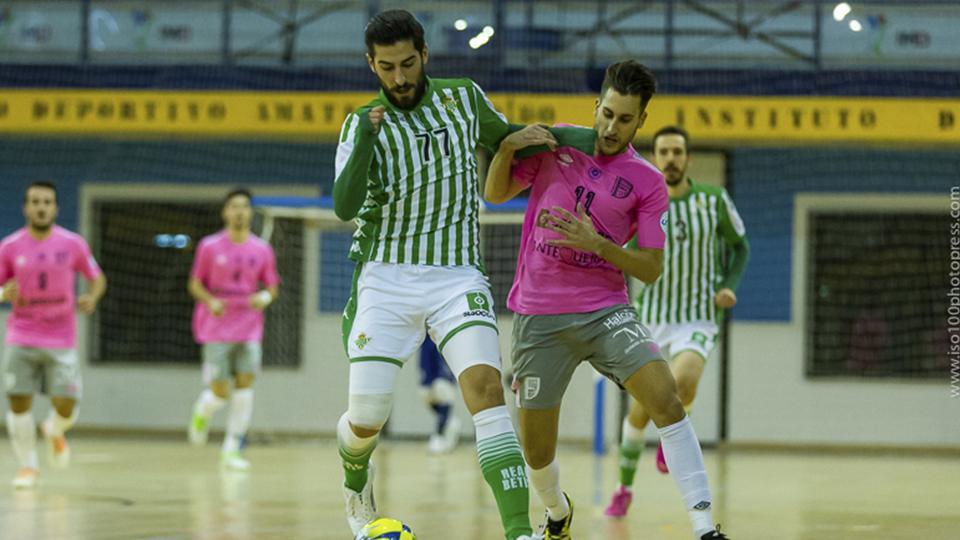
left=0, top=1, right=957, bottom=539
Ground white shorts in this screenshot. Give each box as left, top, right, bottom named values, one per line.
left=645, top=321, right=719, bottom=362
left=342, top=262, right=501, bottom=377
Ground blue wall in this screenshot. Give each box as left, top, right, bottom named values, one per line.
left=729, top=148, right=956, bottom=321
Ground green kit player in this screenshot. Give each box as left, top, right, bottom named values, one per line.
left=331, top=9, right=544, bottom=539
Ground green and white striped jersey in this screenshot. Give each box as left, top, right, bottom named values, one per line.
left=334, top=77, right=509, bottom=267
left=635, top=180, right=747, bottom=325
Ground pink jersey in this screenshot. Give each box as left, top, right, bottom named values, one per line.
left=0, top=226, right=102, bottom=348
left=507, top=144, right=668, bottom=315
left=190, top=231, right=280, bottom=344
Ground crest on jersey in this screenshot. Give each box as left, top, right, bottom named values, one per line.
left=611, top=177, right=633, bottom=199
left=354, top=333, right=372, bottom=350
left=441, top=95, right=458, bottom=112
left=524, top=377, right=541, bottom=401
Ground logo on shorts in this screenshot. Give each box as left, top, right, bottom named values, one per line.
left=524, top=377, right=541, bottom=401
left=355, top=333, right=372, bottom=350
left=690, top=331, right=708, bottom=348
left=463, top=291, right=495, bottom=319
left=693, top=501, right=711, bottom=511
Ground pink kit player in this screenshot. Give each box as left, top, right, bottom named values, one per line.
left=485, top=61, right=730, bottom=540
left=186, top=188, right=280, bottom=471
left=1, top=181, right=107, bottom=489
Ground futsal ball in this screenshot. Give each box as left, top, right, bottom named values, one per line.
left=354, top=518, right=416, bottom=540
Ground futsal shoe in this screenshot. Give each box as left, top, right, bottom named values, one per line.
left=221, top=450, right=251, bottom=471
left=188, top=413, right=209, bottom=446
left=428, top=417, right=462, bottom=454
left=343, top=462, right=378, bottom=535
left=536, top=492, right=574, bottom=539
left=655, top=442, right=669, bottom=474
left=11, top=468, right=38, bottom=489
left=701, top=526, right=730, bottom=539
left=41, top=420, right=70, bottom=469
left=603, top=485, right=633, bottom=517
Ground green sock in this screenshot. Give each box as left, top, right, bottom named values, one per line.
left=477, top=431, right=533, bottom=540
left=340, top=443, right=376, bottom=493
left=619, top=440, right=643, bottom=487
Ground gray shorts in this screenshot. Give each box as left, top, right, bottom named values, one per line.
left=202, top=342, right=262, bottom=384
left=511, top=305, right=663, bottom=409
left=2, top=345, right=82, bottom=399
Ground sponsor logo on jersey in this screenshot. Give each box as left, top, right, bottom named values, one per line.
left=611, top=176, right=634, bottom=199
left=464, top=291, right=495, bottom=319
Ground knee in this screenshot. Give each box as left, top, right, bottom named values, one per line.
left=348, top=393, right=393, bottom=433
left=523, top=442, right=555, bottom=470
left=8, top=395, right=32, bottom=414
left=235, top=373, right=255, bottom=389
left=209, top=381, right=231, bottom=400
left=50, top=398, right=76, bottom=418
left=645, top=391, right=685, bottom=427
left=675, top=376, right=699, bottom=406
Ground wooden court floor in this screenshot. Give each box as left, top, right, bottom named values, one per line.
left=0, top=436, right=957, bottom=539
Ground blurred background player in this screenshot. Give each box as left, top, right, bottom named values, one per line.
left=418, top=338, right=461, bottom=454
left=187, top=188, right=280, bottom=471
left=332, top=9, right=534, bottom=539
left=486, top=61, right=729, bottom=540
left=605, top=125, right=749, bottom=518
left=1, top=181, right=106, bottom=489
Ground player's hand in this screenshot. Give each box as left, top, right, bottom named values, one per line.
left=1, top=280, right=18, bottom=305
left=248, top=292, right=271, bottom=311
left=206, top=298, right=225, bottom=317
left=77, top=293, right=98, bottom=315
left=368, top=105, right=386, bottom=134
left=501, top=124, right=558, bottom=152
left=715, top=288, right=737, bottom=309
left=544, top=204, right=605, bottom=254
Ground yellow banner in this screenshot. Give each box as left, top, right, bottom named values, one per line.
left=0, top=89, right=957, bottom=144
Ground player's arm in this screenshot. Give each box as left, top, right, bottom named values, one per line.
left=715, top=189, right=750, bottom=308
left=187, top=243, right=224, bottom=316
left=333, top=106, right=382, bottom=221
left=484, top=125, right=557, bottom=204
left=250, top=248, right=281, bottom=311
left=544, top=205, right=664, bottom=283
left=77, top=274, right=106, bottom=315
left=0, top=252, right=14, bottom=304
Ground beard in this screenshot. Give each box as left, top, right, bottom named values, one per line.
left=29, top=220, right=53, bottom=232
left=663, top=167, right=686, bottom=186
left=380, top=75, right=427, bottom=110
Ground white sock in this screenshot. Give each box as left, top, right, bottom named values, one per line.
left=622, top=415, right=645, bottom=447
left=6, top=411, right=39, bottom=470
left=657, top=416, right=714, bottom=536
left=194, top=389, right=226, bottom=419
left=223, top=388, right=254, bottom=454
left=45, top=408, right=78, bottom=437
left=527, top=457, right=569, bottom=521
left=337, top=412, right=378, bottom=455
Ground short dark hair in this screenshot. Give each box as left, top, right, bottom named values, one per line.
left=364, top=9, right=426, bottom=57
left=599, top=60, right=657, bottom=113
left=223, top=188, right=253, bottom=207
left=24, top=181, right=57, bottom=203
left=652, top=125, right=690, bottom=151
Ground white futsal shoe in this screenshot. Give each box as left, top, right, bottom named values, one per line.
left=344, top=462, right=378, bottom=535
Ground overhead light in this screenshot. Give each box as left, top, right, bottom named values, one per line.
left=833, top=2, right=852, bottom=22
left=849, top=19, right=862, bottom=31
left=482, top=25, right=495, bottom=36
left=454, top=19, right=468, bottom=31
